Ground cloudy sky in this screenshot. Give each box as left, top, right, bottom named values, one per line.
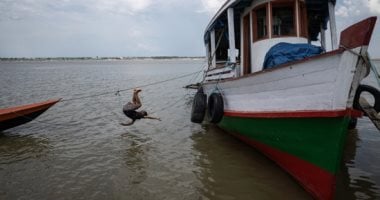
left=0, top=0, right=379, bottom=58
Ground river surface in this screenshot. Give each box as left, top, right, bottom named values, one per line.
left=0, top=60, right=379, bottom=200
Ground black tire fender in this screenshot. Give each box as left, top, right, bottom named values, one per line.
left=348, top=118, right=358, bottom=130
left=353, top=84, right=380, bottom=113
left=208, top=93, right=224, bottom=123
left=191, top=88, right=207, bottom=123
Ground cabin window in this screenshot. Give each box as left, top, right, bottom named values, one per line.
left=272, top=3, right=296, bottom=36
left=215, top=28, right=229, bottom=64
left=252, top=4, right=268, bottom=41
left=256, top=8, right=267, bottom=39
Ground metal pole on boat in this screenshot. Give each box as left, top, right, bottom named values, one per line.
left=227, top=8, right=237, bottom=63
left=295, top=0, right=300, bottom=37
left=328, top=1, right=338, bottom=50
left=205, top=42, right=211, bottom=67
left=210, top=30, right=216, bottom=68
left=320, top=23, right=326, bottom=51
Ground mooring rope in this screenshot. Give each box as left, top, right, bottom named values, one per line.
left=197, top=27, right=227, bottom=86
left=366, top=52, right=380, bottom=87
left=340, top=45, right=380, bottom=87
left=148, top=94, right=188, bottom=115
left=3, top=69, right=203, bottom=129
left=60, top=70, right=202, bottom=102
left=4, top=45, right=233, bottom=130
left=186, top=63, right=207, bottom=87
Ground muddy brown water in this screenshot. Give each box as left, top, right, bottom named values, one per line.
left=0, top=60, right=379, bottom=199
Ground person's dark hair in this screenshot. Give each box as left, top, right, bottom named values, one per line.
left=140, top=110, right=148, bottom=116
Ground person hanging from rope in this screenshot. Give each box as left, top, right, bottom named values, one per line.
left=120, top=88, right=160, bottom=126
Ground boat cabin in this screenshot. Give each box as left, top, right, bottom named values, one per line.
left=204, top=0, right=337, bottom=81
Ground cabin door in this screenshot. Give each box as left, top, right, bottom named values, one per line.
left=243, top=14, right=251, bottom=75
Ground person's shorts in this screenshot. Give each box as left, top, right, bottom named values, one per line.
left=123, top=110, right=139, bottom=120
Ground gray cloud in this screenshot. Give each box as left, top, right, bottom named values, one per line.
left=0, top=0, right=378, bottom=57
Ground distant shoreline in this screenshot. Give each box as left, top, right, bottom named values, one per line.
left=1, top=57, right=378, bottom=63
left=0, top=56, right=205, bottom=61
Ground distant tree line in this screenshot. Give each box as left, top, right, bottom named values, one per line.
left=0, top=56, right=205, bottom=61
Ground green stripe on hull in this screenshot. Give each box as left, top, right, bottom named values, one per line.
left=219, top=116, right=350, bottom=174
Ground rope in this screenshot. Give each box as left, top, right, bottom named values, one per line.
left=4, top=30, right=228, bottom=128
left=202, top=27, right=236, bottom=96
left=208, top=27, right=226, bottom=69
left=212, top=62, right=235, bottom=97
left=199, top=26, right=236, bottom=97
left=60, top=70, right=202, bottom=102
left=186, top=63, right=207, bottom=86
left=340, top=45, right=362, bottom=57
left=366, top=52, right=380, bottom=87
left=340, top=45, right=380, bottom=86
left=115, top=90, right=125, bottom=108
left=2, top=69, right=203, bottom=129
left=149, top=95, right=186, bottom=115
left=200, top=27, right=227, bottom=85
left=7, top=93, right=130, bottom=128
left=95, top=95, right=125, bottom=123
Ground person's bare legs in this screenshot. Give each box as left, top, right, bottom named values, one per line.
left=132, top=88, right=142, bottom=108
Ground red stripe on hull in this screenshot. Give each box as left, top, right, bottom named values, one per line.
left=224, top=109, right=363, bottom=119
left=231, top=132, right=336, bottom=200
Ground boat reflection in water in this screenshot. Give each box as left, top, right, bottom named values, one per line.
left=336, top=119, right=380, bottom=199
left=191, top=122, right=380, bottom=199
left=190, top=125, right=312, bottom=199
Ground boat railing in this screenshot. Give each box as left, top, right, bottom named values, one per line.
left=205, top=62, right=240, bottom=82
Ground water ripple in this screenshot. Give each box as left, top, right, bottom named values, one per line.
left=1, top=60, right=380, bottom=199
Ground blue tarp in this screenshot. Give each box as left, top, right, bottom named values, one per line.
left=263, top=42, right=323, bottom=69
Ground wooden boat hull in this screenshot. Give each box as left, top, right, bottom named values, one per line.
left=219, top=114, right=351, bottom=199
left=201, top=17, right=377, bottom=199
left=203, top=52, right=361, bottom=199
left=0, top=99, right=60, bottom=131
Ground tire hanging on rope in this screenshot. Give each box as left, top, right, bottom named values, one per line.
left=353, top=84, right=380, bottom=113
left=207, top=93, right=224, bottom=123
left=191, top=88, right=207, bottom=123
left=350, top=84, right=380, bottom=129
left=348, top=118, right=358, bottom=130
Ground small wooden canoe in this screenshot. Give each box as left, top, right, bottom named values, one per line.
left=0, top=99, right=61, bottom=131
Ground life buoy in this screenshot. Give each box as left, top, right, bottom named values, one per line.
left=208, top=93, right=224, bottom=123
left=353, top=84, right=380, bottom=113
left=191, top=88, right=207, bottom=123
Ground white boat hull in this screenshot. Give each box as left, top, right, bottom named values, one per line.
left=203, top=48, right=367, bottom=114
